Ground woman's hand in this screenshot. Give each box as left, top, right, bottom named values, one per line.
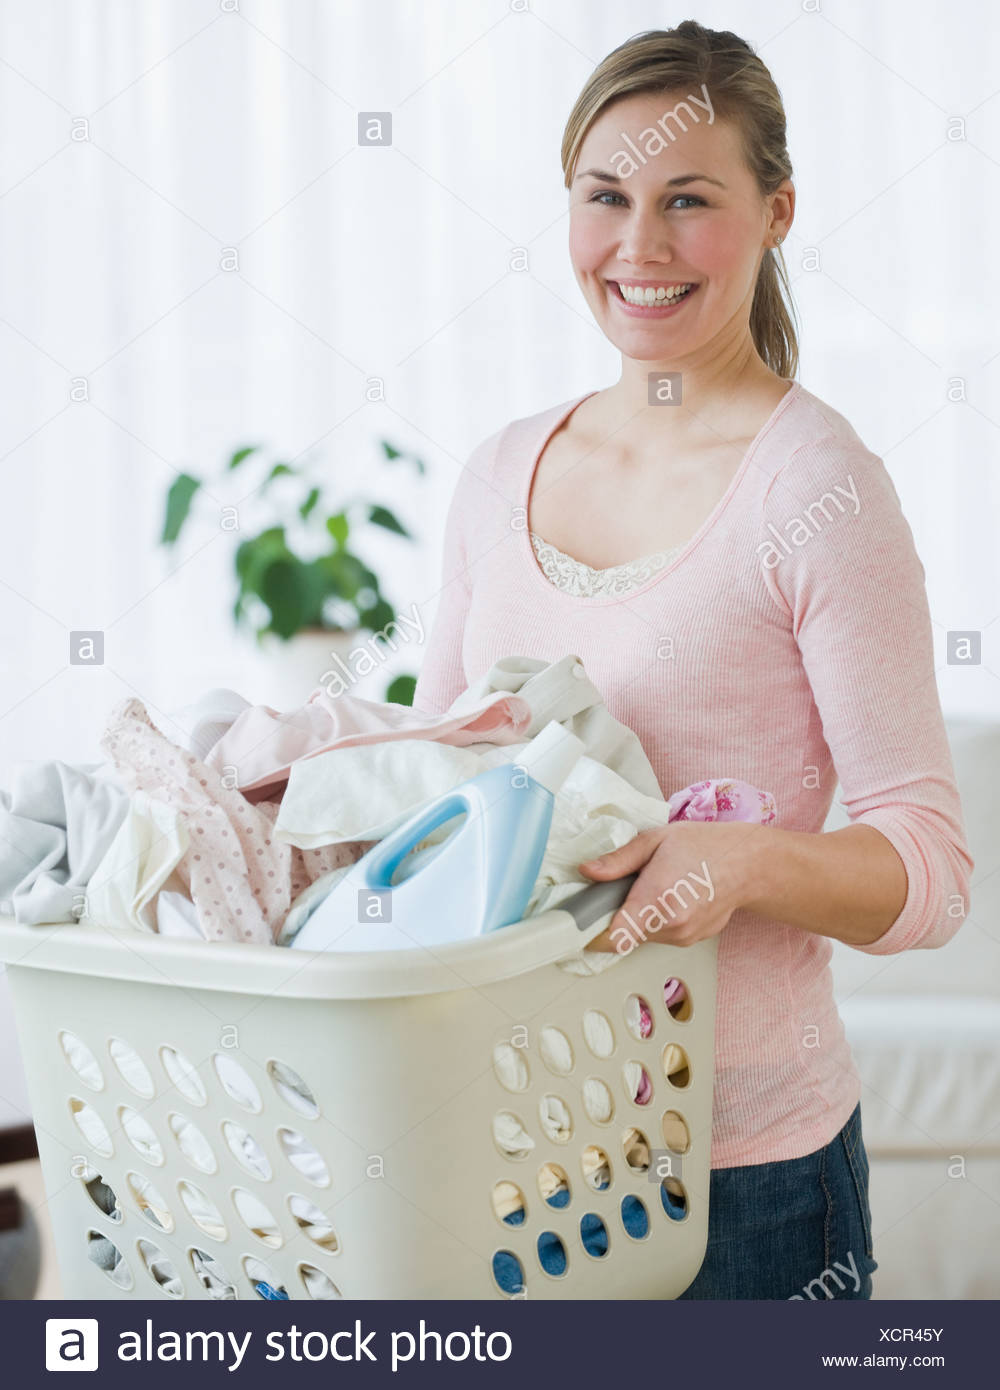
left=579, top=821, right=763, bottom=953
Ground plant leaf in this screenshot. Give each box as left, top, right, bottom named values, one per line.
left=257, top=557, right=313, bottom=640
left=262, top=462, right=295, bottom=489
left=326, top=512, right=349, bottom=548
left=381, top=440, right=426, bottom=475
left=227, top=446, right=258, bottom=470
left=234, top=527, right=290, bottom=608
left=368, top=504, right=410, bottom=538
left=315, top=549, right=368, bottom=600
left=300, top=486, right=321, bottom=520
left=161, top=473, right=200, bottom=544
left=358, top=597, right=397, bottom=636
left=386, top=673, right=416, bottom=706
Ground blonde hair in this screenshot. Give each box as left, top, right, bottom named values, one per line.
left=561, top=21, right=799, bottom=380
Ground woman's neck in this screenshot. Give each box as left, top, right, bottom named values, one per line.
left=603, top=345, right=787, bottom=450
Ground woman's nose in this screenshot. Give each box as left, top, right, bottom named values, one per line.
left=616, top=209, right=673, bottom=265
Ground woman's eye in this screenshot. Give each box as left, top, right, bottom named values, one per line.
left=588, top=192, right=706, bottom=210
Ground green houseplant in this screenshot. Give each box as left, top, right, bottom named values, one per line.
left=160, top=440, right=427, bottom=705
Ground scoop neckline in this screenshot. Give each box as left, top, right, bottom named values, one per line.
left=521, top=378, right=802, bottom=606
left=529, top=529, right=682, bottom=577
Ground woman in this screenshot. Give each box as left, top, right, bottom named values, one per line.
left=412, top=22, right=973, bottom=1299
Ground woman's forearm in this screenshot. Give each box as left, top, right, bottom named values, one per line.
left=741, top=822, right=909, bottom=947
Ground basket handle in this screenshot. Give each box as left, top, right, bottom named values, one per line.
left=554, top=872, right=639, bottom=933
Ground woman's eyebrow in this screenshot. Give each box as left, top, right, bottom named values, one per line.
left=575, top=168, right=726, bottom=189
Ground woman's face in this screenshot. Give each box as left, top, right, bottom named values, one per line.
left=568, top=91, right=791, bottom=362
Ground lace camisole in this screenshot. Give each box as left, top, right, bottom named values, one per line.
left=529, top=531, right=682, bottom=598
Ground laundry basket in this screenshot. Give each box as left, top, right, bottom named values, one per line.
left=0, top=875, right=716, bottom=1301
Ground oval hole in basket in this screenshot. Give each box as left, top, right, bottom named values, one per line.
left=177, top=1181, right=228, bottom=1242
left=159, top=1045, right=207, bottom=1106
left=539, top=1026, right=574, bottom=1076
left=620, top=1193, right=650, bottom=1240
left=582, top=1009, right=616, bottom=1059
left=664, top=977, right=692, bottom=1021
left=136, top=1237, right=183, bottom=1297
left=168, top=1112, right=217, bottom=1173
left=222, top=1121, right=272, bottom=1181
left=661, top=1110, right=691, bottom=1154
left=288, top=1193, right=339, bottom=1253
left=59, top=1031, right=103, bottom=1091
left=662, top=1043, right=691, bottom=1089
left=232, top=1187, right=283, bottom=1248
left=622, top=1126, right=651, bottom=1172
left=538, top=1094, right=573, bottom=1144
left=491, top=1040, right=529, bottom=1092
left=299, top=1262, right=342, bottom=1299
left=189, top=1246, right=238, bottom=1297
left=582, top=1077, right=614, bottom=1126
left=267, top=1059, right=320, bottom=1118
left=79, top=1163, right=121, bottom=1223
left=85, top=1228, right=132, bottom=1289
left=69, top=1098, right=113, bottom=1157
left=581, top=1145, right=611, bottom=1191
left=492, top=1110, right=533, bottom=1162
left=126, top=1171, right=174, bottom=1232
left=108, top=1038, right=154, bottom=1098
left=118, top=1106, right=164, bottom=1165
left=660, top=1176, right=689, bottom=1222
left=244, top=1255, right=289, bottom=1300
left=212, top=1054, right=262, bottom=1113
left=491, top=1180, right=526, bottom=1228
left=537, top=1231, right=568, bottom=1277
left=277, top=1127, right=330, bottom=1188
left=537, top=1162, right=570, bottom=1209
left=491, top=1249, right=525, bottom=1296
left=624, top=993, right=654, bottom=1042
left=580, top=1212, right=610, bottom=1258
left=623, top=1060, right=653, bottom=1107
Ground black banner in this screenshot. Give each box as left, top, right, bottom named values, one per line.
left=6, top=1297, right=988, bottom=1385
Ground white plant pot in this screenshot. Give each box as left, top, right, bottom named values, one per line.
left=241, top=628, right=387, bottom=709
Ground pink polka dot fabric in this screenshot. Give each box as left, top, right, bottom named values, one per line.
left=101, top=698, right=362, bottom=944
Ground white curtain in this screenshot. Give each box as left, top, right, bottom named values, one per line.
left=0, top=0, right=996, bottom=791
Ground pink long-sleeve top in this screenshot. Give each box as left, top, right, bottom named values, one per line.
left=412, top=380, right=974, bottom=1168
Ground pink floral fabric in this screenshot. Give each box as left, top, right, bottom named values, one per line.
left=667, top=777, right=777, bottom=826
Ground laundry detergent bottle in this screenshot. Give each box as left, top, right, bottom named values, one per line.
left=289, top=720, right=585, bottom=952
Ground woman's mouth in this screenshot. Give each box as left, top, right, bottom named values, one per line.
left=607, top=280, right=700, bottom=317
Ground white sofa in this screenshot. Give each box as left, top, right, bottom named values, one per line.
left=828, top=717, right=1000, bottom=1299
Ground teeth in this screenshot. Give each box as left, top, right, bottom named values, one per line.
left=618, top=282, right=694, bottom=306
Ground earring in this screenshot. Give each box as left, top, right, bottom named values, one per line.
left=773, top=235, right=783, bottom=246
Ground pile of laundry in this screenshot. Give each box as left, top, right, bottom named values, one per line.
left=0, top=654, right=776, bottom=953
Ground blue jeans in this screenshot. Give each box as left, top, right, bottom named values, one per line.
left=677, top=1102, right=877, bottom=1299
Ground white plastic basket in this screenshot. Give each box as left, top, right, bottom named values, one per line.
left=0, top=877, right=716, bottom=1301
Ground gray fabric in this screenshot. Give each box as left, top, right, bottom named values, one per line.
left=0, top=761, right=129, bottom=924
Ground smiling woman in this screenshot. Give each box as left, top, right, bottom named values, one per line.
left=412, top=19, right=973, bottom=1302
